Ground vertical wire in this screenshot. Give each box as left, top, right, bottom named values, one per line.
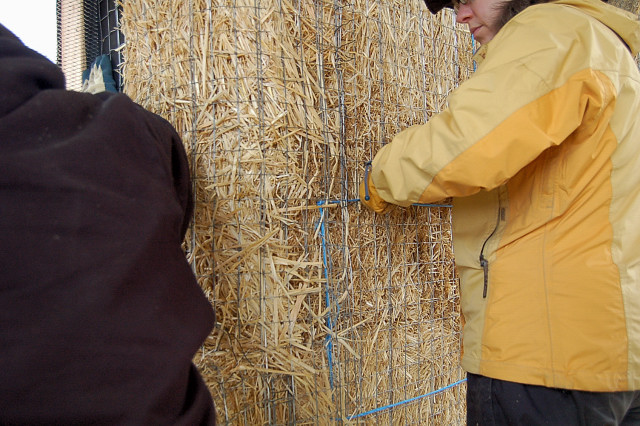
left=374, top=0, right=395, bottom=421
left=333, top=0, right=353, bottom=421
left=314, top=0, right=340, bottom=419
left=273, top=0, right=298, bottom=418
left=248, top=0, right=274, bottom=419
left=228, top=1, right=252, bottom=423
left=351, top=2, right=366, bottom=420
left=188, top=0, right=199, bottom=279
left=297, top=0, right=322, bottom=422
left=204, top=0, right=227, bottom=421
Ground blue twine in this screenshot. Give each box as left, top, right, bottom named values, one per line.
left=316, top=199, right=452, bottom=208
left=472, top=36, right=477, bottom=72
left=347, top=378, right=467, bottom=420
left=315, top=197, right=460, bottom=416
left=316, top=200, right=336, bottom=389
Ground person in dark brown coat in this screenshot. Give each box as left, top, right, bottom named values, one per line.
left=0, top=23, right=216, bottom=425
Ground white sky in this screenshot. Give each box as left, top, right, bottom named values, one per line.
left=1, top=0, right=57, bottom=62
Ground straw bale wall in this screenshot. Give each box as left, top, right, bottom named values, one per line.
left=120, top=0, right=473, bottom=423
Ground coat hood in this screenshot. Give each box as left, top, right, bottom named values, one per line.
left=472, top=0, right=640, bottom=64
left=0, top=24, right=66, bottom=118
left=557, top=0, right=640, bottom=54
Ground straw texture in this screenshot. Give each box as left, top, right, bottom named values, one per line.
left=120, top=0, right=473, bottom=423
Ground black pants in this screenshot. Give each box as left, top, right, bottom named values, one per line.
left=467, top=373, right=640, bottom=425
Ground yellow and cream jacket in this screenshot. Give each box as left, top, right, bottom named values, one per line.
left=371, top=0, right=640, bottom=391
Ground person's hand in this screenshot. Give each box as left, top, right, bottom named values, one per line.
left=359, top=162, right=394, bottom=214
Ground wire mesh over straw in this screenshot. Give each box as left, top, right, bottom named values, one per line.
left=119, top=0, right=473, bottom=423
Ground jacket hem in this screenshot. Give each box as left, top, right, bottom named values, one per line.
left=462, top=356, right=633, bottom=392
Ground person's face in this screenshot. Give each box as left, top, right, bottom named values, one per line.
left=454, top=0, right=504, bottom=44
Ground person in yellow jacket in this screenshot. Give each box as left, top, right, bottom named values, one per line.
left=361, top=0, right=640, bottom=423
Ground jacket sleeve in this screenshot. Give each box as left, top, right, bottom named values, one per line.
left=371, top=6, right=616, bottom=205
left=131, top=99, right=194, bottom=240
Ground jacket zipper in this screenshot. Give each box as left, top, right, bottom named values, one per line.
left=479, top=206, right=502, bottom=299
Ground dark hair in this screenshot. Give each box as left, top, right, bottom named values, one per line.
left=495, top=0, right=555, bottom=29
left=496, top=0, right=616, bottom=29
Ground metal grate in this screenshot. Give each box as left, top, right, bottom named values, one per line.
left=120, top=1, right=470, bottom=423
left=97, top=0, right=124, bottom=90
left=57, top=0, right=124, bottom=91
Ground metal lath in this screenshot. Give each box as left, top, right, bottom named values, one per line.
left=57, top=0, right=124, bottom=91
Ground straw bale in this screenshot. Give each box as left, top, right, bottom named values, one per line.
left=120, top=0, right=473, bottom=423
